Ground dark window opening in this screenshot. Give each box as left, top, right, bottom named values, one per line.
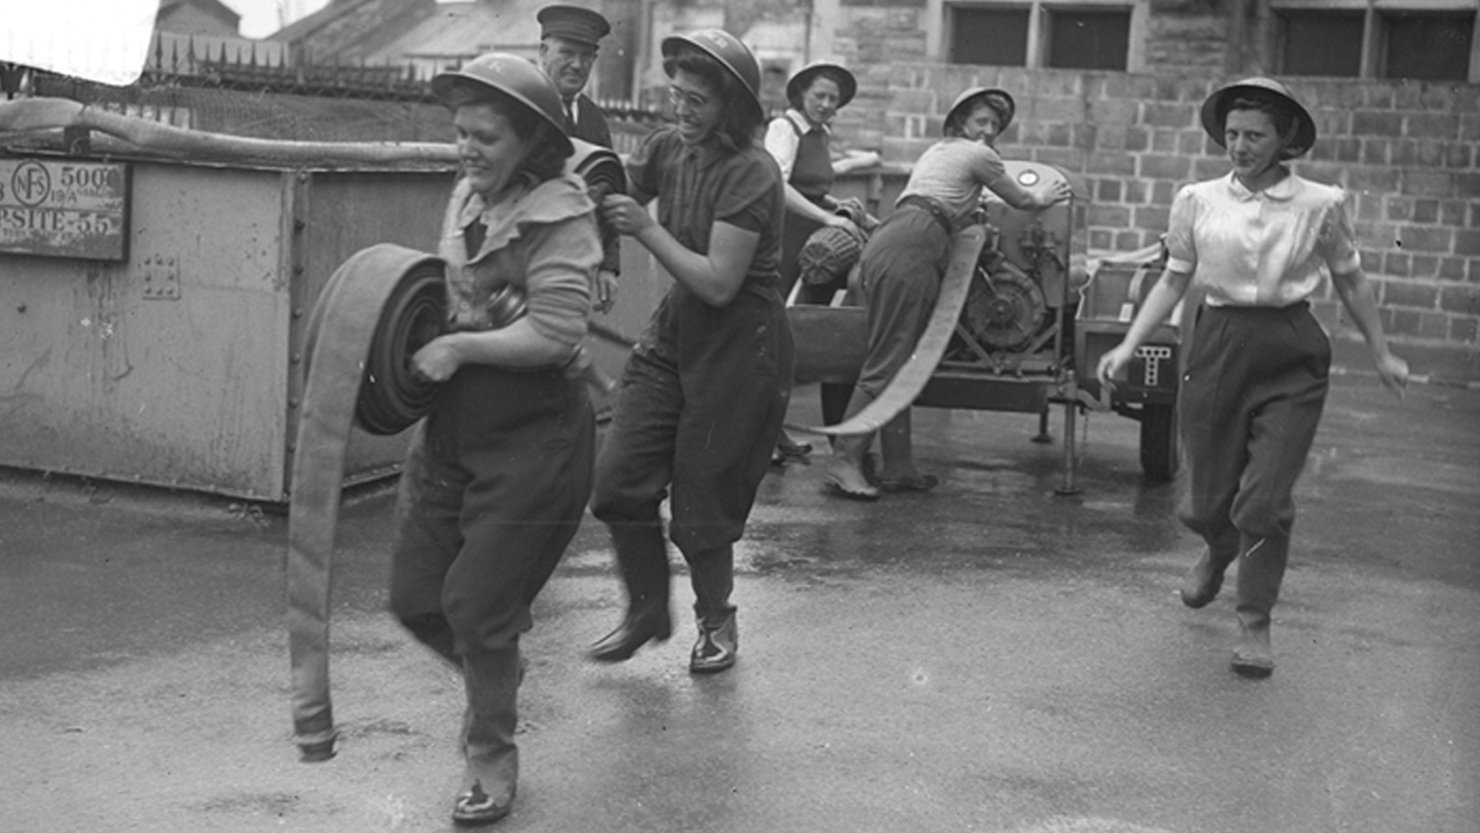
left=1279, top=10, right=1364, bottom=77
left=1046, top=9, right=1130, bottom=70
left=950, top=7, right=1030, bottom=66
left=1383, top=12, right=1473, bottom=81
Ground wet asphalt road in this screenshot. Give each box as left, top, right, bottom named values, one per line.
left=1, top=374, right=1477, bottom=833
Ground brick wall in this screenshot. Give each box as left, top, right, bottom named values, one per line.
left=827, top=61, right=1480, bottom=383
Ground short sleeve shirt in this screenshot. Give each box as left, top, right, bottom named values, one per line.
left=898, top=138, right=1009, bottom=222
left=1165, top=172, right=1362, bottom=308
left=625, top=126, right=785, bottom=287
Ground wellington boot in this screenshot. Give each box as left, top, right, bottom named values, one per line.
left=1231, top=618, right=1274, bottom=678
left=455, top=646, right=521, bottom=824
left=690, top=610, right=738, bottom=674
left=1180, top=547, right=1235, bottom=609
left=688, top=547, right=737, bottom=674
left=1231, top=533, right=1289, bottom=679
left=589, top=523, right=672, bottom=663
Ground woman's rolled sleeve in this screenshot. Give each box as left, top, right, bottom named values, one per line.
left=523, top=216, right=600, bottom=347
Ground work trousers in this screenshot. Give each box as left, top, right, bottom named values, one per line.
left=388, top=364, right=594, bottom=806
left=388, top=365, right=596, bottom=658
left=1178, top=302, right=1330, bottom=577
left=591, top=286, right=792, bottom=557
left=855, top=204, right=951, bottom=398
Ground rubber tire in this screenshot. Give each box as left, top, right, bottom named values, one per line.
left=1139, top=401, right=1179, bottom=483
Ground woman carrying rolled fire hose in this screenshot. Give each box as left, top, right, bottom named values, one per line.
left=387, top=53, right=600, bottom=826
left=821, top=86, right=1072, bottom=500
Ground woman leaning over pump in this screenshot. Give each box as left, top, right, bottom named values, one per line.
left=1097, top=77, right=1407, bottom=679
left=822, top=86, right=1072, bottom=500
left=385, top=53, right=600, bottom=827
left=586, top=29, right=791, bottom=675
left=763, top=60, right=879, bottom=460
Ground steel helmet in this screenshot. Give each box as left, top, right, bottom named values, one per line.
left=944, top=87, right=1015, bottom=136
left=786, top=60, right=857, bottom=109
left=431, top=52, right=573, bottom=157
left=661, top=29, right=764, bottom=122
left=1201, top=76, right=1316, bottom=160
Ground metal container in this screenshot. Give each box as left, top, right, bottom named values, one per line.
left=0, top=153, right=455, bottom=501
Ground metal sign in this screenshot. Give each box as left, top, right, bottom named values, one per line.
left=0, top=157, right=130, bottom=261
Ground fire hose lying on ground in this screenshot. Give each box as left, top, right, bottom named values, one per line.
left=0, top=96, right=627, bottom=761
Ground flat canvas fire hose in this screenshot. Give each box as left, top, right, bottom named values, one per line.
left=0, top=97, right=459, bottom=166
left=815, top=224, right=987, bottom=437
left=288, top=243, right=446, bottom=762
left=286, top=145, right=624, bottom=763
left=1, top=98, right=633, bottom=759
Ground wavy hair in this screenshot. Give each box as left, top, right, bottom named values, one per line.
left=944, top=92, right=1013, bottom=138
left=441, top=81, right=569, bottom=183
left=663, top=46, right=762, bottom=153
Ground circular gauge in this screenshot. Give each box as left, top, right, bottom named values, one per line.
left=1018, top=169, right=1040, bottom=187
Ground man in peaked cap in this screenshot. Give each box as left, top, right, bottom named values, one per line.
left=537, top=4, right=613, bottom=148
left=537, top=4, right=622, bottom=313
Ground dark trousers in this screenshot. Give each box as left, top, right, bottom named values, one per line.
left=388, top=366, right=596, bottom=659
left=387, top=365, right=594, bottom=804
left=1178, top=302, right=1330, bottom=613
left=591, top=287, right=792, bottom=556
left=856, top=205, right=951, bottom=398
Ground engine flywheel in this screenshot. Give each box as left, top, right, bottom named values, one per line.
left=963, top=263, right=1047, bottom=352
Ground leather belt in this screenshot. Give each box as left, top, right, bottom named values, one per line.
left=897, top=194, right=959, bottom=236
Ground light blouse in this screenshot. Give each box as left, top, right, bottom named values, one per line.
left=762, top=108, right=825, bottom=182
left=1165, top=171, right=1362, bottom=308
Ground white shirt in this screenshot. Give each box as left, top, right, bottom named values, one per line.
left=762, top=109, right=827, bottom=182
left=1166, top=171, right=1362, bottom=307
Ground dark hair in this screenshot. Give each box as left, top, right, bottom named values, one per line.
left=663, top=46, right=762, bottom=153
left=443, top=81, right=568, bottom=182
left=787, top=67, right=849, bottom=111
left=945, top=92, right=1012, bottom=138
left=1222, top=93, right=1297, bottom=145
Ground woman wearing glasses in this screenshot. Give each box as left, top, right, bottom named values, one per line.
left=586, top=29, right=790, bottom=674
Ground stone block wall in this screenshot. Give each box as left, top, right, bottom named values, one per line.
left=828, top=63, right=1480, bottom=383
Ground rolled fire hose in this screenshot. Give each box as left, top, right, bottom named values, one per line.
left=0, top=97, right=634, bottom=757
left=814, top=224, right=987, bottom=437
left=286, top=142, right=628, bottom=762
left=288, top=243, right=446, bottom=761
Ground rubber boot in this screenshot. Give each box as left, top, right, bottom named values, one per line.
left=589, top=523, right=673, bottom=662
left=688, top=546, right=738, bottom=674
left=453, top=646, right=520, bottom=825
left=1179, top=526, right=1240, bottom=609
left=824, top=432, right=879, bottom=499
left=1231, top=533, right=1290, bottom=678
